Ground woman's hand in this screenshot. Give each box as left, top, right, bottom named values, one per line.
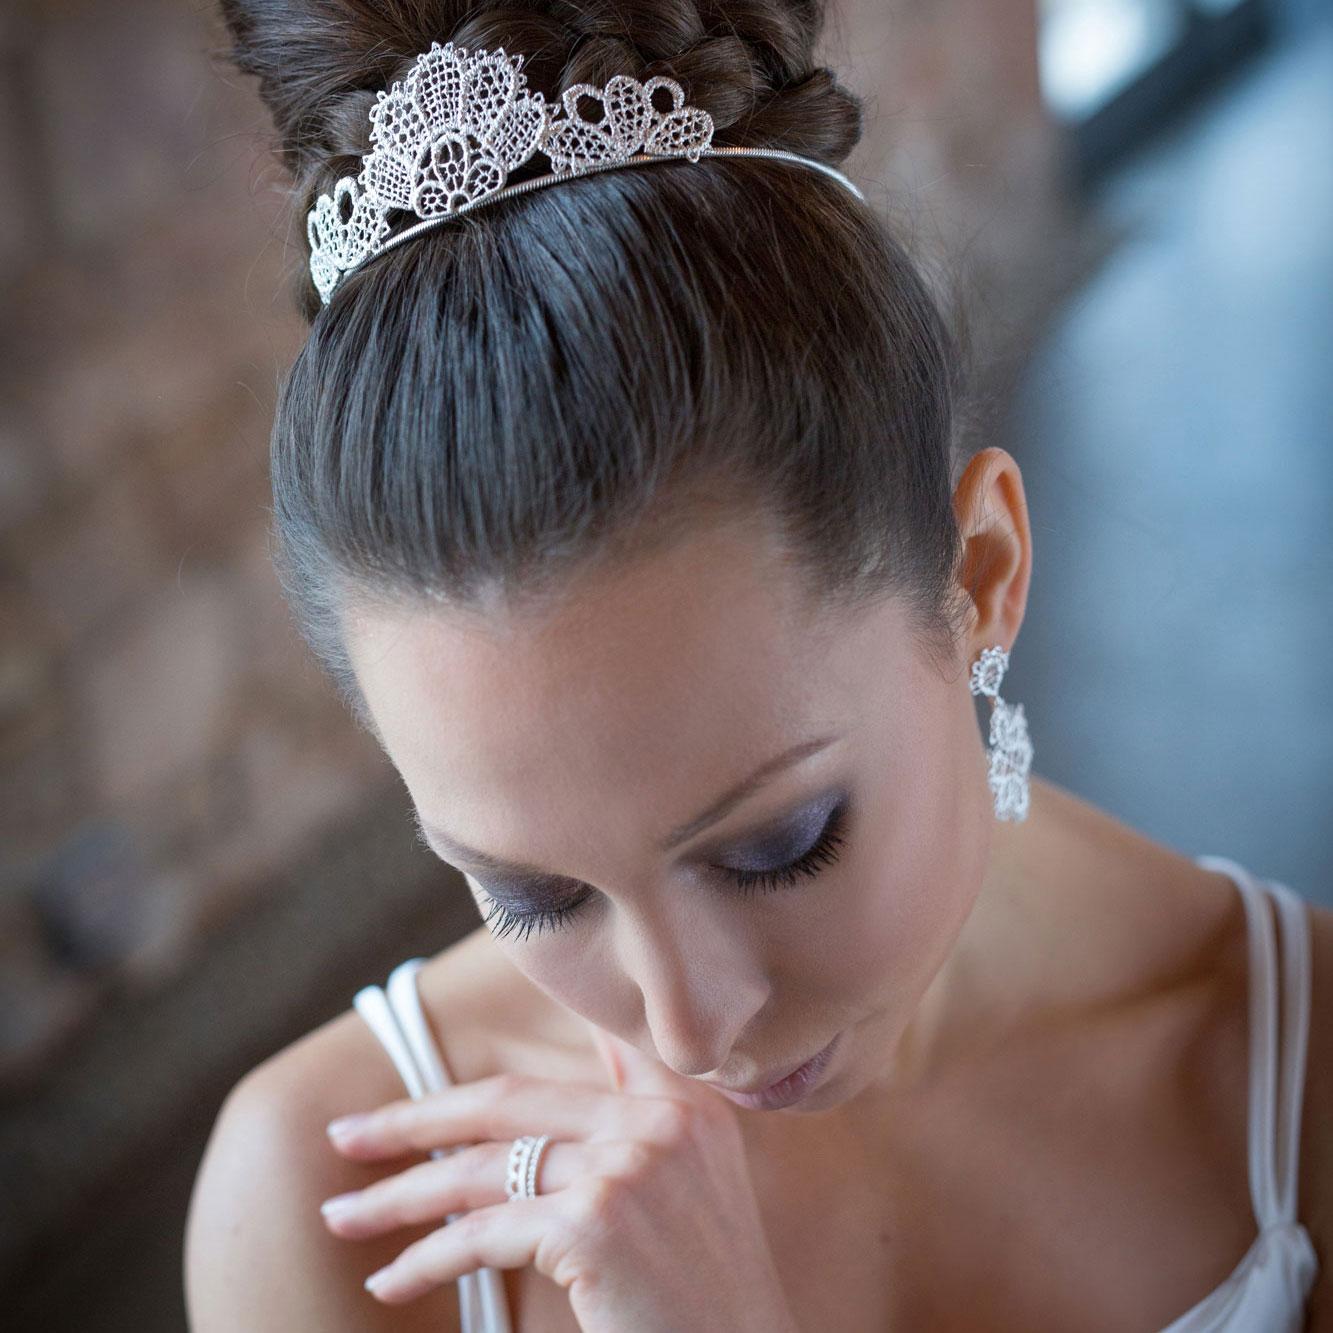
left=319, top=1026, right=799, bottom=1333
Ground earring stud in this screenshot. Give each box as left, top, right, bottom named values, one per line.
left=968, top=644, right=1033, bottom=821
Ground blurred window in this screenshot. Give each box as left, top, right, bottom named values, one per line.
left=1039, top=0, right=1272, bottom=181
left=1040, top=0, right=1189, bottom=120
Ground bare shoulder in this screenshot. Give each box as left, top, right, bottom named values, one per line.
left=1299, top=895, right=1333, bottom=1326
left=184, top=925, right=524, bottom=1333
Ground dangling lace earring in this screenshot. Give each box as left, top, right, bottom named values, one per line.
left=968, top=644, right=1033, bottom=822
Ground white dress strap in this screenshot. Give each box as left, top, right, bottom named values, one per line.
left=1198, top=855, right=1312, bottom=1233
left=1266, top=878, right=1313, bottom=1226
left=386, top=958, right=455, bottom=1094
left=353, top=958, right=441, bottom=1098
left=353, top=958, right=514, bottom=1333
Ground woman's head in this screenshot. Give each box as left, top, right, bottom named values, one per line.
left=219, top=0, right=1033, bottom=1109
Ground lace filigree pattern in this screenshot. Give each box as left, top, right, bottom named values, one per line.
left=968, top=645, right=1033, bottom=822
left=306, top=41, right=716, bottom=304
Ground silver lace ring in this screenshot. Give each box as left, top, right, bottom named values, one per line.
left=504, top=1133, right=552, bottom=1201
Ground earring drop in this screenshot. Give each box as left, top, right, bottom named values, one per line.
left=968, top=644, right=1033, bottom=822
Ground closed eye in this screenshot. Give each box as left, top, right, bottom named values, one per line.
left=468, top=798, right=850, bottom=943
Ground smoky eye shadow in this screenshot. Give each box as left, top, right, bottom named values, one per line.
left=471, top=787, right=848, bottom=901
left=719, top=790, right=845, bottom=872
left=472, top=875, right=581, bottom=914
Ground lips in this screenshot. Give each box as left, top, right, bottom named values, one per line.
left=707, top=1032, right=841, bottom=1111
left=729, top=1047, right=825, bottom=1096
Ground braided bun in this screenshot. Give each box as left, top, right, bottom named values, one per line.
left=217, top=0, right=863, bottom=245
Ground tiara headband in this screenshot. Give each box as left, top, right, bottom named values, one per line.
left=306, top=39, right=866, bottom=305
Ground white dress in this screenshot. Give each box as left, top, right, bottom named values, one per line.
left=353, top=853, right=1319, bottom=1332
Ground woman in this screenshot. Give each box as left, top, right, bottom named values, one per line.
left=184, top=1, right=1330, bottom=1329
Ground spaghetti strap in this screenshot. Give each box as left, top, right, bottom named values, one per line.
left=1197, top=855, right=1313, bottom=1234
left=386, top=958, right=455, bottom=1092
left=353, top=959, right=514, bottom=1333
left=353, top=961, right=433, bottom=1099
left=1266, top=879, right=1312, bottom=1226
left=1197, top=855, right=1281, bottom=1232
left=1145, top=856, right=1320, bottom=1329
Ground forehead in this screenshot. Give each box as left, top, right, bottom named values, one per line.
left=341, top=512, right=894, bottom=833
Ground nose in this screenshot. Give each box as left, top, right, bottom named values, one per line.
left=617, top=900, right=770, bottom=1078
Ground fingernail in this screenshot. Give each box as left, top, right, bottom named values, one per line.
left=327, top=1113, right=369, bottom=1140
left=320, top=1192, right=359, bottom=1218
left=365, top=1267, right=391, bottom=1294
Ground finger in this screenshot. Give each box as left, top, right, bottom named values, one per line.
left=361, top=1195, right=555, bottom=1304
left=597, top=1029, right=702, bottom=1098
left=323, top=1141, right=509, bottom=1237
left=322, top=1138, right=608, bottom=1239
left=327, top=1072, right=656, bottom=1159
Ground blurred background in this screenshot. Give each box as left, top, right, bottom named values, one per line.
left=1, top=0, right=1329, bottom=1326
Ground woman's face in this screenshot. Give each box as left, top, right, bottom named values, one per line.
left=343, top=449, right=1031, bottom=1115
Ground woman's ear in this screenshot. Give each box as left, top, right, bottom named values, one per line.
left=952, top=447, right=1033, bottom=653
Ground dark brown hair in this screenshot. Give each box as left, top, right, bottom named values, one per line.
left=214, top=0, right=977, bottom=734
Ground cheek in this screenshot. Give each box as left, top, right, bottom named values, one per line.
left=492, top=928, right=636, bottom=1035
left=803, top=741, right=990, bottom=1011
left=461, top=875, right=616, bottom=1018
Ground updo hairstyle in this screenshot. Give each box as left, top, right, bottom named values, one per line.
left=215, top=0, right=978, bottom=731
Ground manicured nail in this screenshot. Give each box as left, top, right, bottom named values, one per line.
left=320, top=1192, right=359, bottom=1218
left=327, top=1113, right=369, bottom=1140
left=365, top=1267, right=391, bottom=1294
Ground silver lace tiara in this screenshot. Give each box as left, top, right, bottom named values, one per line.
left=306, top=39, right=866, bottom=305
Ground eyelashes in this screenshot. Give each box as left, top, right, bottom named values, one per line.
left=479, top=896, right=585, bottom=943
left=478, top=800, right=849, bottom=943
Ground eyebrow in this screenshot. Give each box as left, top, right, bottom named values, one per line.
left=414, top=732, right=842, bottom=880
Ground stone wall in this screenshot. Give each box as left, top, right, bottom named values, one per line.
left=829, top=0, right=1081, bottom=395
left=0, top=0, right=395, bottom=1097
